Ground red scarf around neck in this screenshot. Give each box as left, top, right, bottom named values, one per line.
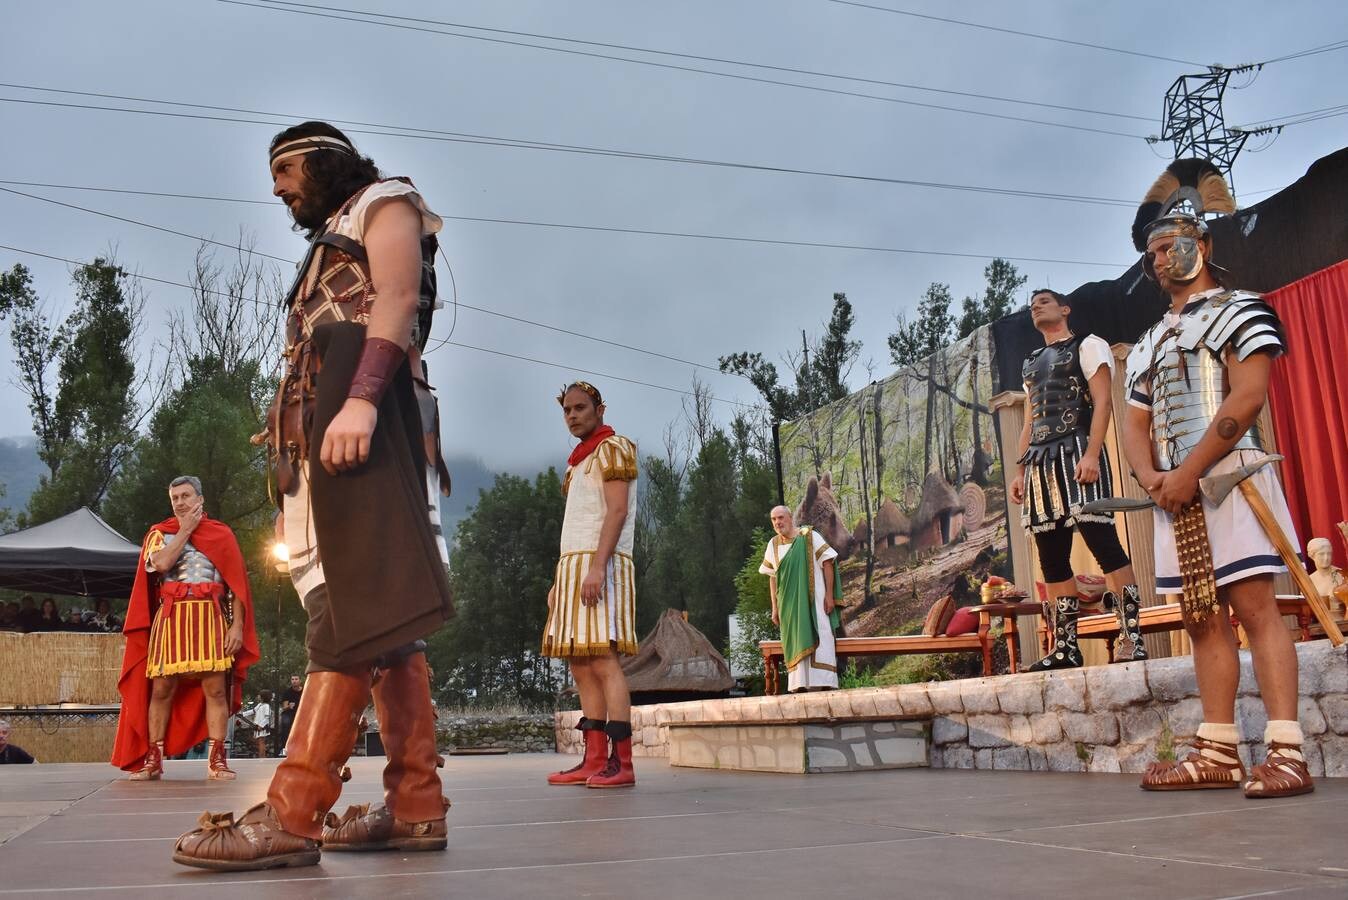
left=568, top=425, right=615, bottom=467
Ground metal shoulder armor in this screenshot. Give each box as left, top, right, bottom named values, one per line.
left=1176, top=291, right=1286, bottom=362
left=1124, top=327, right=1158, bottom=395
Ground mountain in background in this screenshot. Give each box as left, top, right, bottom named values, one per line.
left=0, top=436, right=44, bottom=521
left=0, top=434, right=547, bottom=544
left=439, top=454, right=557, bottom=544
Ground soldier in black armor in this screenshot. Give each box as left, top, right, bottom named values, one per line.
left=1011, top=289, right=1146, bottom=670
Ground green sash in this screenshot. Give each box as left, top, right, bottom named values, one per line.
left=774, top=528, right=843, bottom=671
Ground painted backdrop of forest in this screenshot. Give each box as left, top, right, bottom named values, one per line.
left=778, top=312, right=1013, bottom=638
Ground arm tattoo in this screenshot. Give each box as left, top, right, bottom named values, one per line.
left=1216, top=417, right=1240, bottom=439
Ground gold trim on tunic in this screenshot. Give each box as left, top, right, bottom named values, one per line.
left=540, top=550, right=638, bottom=658
left=146, top=597, right=233, bottom=678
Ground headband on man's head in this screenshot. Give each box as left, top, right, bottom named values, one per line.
left=557, top=380, right=603, bottom=407
left=269, top=135, right=356, bottom=166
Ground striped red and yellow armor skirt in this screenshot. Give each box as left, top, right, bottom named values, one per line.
left=146, top=582, right=234, bottom=678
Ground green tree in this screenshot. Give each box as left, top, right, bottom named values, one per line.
left=725, top=527, right=775, bottom=686
left=102, top=359, right=272, bottom=538
left=719, top=292, right=860, bottom=421
left=99, top=243, right=292, bottom=696
left=956, top=258, right=1026, bottom=338
left=888, top=282, right=955, bottom=368
left=0, top=260, right=145, bottom=523
left=674, top=430, right=743, bottom=648
left=633, top=452, right=689, bottom=634
left=427, top=470, right=565, bottom=707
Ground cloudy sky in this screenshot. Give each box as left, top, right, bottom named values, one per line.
left=2, top=0, right=1345, bottom=473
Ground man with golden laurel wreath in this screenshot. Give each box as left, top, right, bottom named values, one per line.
left=172, top=123, right=454, bottom=870
left=543, top=381, right=640, bottom=788
left=112, top=476, right=258, bottom=782
left=1122, top=159, right=1311, bottom=798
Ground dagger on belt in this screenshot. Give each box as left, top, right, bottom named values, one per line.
left=1080, top=454, right=1344, bottom=647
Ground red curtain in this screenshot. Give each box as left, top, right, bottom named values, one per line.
left=1266, top=259, right=1348, bottom=568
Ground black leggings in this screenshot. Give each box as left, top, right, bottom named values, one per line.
left=1033, top=521, right=1130, bottom=584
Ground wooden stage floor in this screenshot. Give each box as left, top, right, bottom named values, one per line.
left=2, top=755, right=1346, bottom=898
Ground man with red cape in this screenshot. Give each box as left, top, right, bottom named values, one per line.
left=112, top=475, right=258, bottom=781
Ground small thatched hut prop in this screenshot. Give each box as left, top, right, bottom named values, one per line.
left=621, top=609, right=735, bottom=706
left=874, top=499, right=912, bottom=548
left=911, top=471, right=964, bottom=553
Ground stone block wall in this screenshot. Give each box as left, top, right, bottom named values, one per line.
left=555, top=640, right=1348, bottom=775
left=433, top=713, right=556, bottom=754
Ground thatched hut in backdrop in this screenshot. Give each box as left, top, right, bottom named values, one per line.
left=621, top=609, right=735, bottom=706
left=911, top=471, right=964, bottom=553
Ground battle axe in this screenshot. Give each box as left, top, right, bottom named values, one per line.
left=1081, top=454, right=1344, bottom=646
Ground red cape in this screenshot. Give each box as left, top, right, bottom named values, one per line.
left=111, top=516, right=259, bottom=770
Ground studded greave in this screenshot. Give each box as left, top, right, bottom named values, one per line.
left=1027, top=595, right=1082, bottom=671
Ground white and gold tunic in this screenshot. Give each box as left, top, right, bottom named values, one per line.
left=541, top=435, right=639, bottom=657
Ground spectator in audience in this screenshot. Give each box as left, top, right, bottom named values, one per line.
left=16, top=595, right=40, bottom=632
left=33, top=598, right=63, bottom=632
left=278, top=673, right=302, bottom=753
left=0, top=720, right=36, bottom=764
left=0, top=601, right=20, bottom=631
left=243, top=690, right=275, bottom=759
left=89, top=598, right=123, bottom=634
left=63, top=608, right=93, bottom=632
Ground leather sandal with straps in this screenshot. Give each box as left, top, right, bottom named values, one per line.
left=172, top=802, right=320, bottom=871
left=322, top=797, right=450, bottom=852
left=1243, top=742, right=1314, bottom=799
left=1140, top=737, right=1245, bottom=791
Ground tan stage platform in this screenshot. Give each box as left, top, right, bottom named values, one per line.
left=2, top=755, right=1346, bottom=898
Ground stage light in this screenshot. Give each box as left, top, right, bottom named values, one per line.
left=271, top=542, right=290, bottom=575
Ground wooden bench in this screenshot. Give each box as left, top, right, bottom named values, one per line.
left=1042, top=595, right=1316, bottom=658
left=758, top=602, right=1038, bottom=695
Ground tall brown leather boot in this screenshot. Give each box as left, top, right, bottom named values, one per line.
left=172, top=669, right=371, bottom=871
left=324, top=653, right=448, bottom=852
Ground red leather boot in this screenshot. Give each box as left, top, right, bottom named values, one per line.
left=586, top=721, right=635, bottom=789
left=548, top=718, right=609, bottom=785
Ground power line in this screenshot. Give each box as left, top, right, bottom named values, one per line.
left=214, top=0, right=1146, bottom=139
left=0, top=241, right=752, bottom=408
left=0, top=87, right=1144, bottom=206
left=1256, top=38, right=1348, bottom=66
left=0, top=178, right=1133, bottom=268
left=0, top=185, right=292, bottom=264
left=434, top=213, right=1131, bottom=268
left=0, top=186, right=732, bottom=373
left=426, top=340, right=753, bottom=409
left=1233, top=103, right=1348, bottom=131
left=0, top=177, right=1140, bottom=212
left=0, top=243, right=272, bottom=308
left=827, top=0, right=1203, bottom=67
left=246, top=0, right=1151, bottom=123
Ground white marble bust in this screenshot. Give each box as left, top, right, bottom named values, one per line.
left=1306, top=537, right=1347, bottom=614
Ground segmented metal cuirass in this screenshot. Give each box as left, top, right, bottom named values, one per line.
left=1151, top=343, right=1263, bottom=470
left=1023, top=336, right=1092, bottom=447
left=165, top=542, right=220, bottom=584
left=1132, top=292, right=1283, bottom=471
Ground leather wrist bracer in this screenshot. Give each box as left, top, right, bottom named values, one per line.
left=347, top=337, right=406, bottom=406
